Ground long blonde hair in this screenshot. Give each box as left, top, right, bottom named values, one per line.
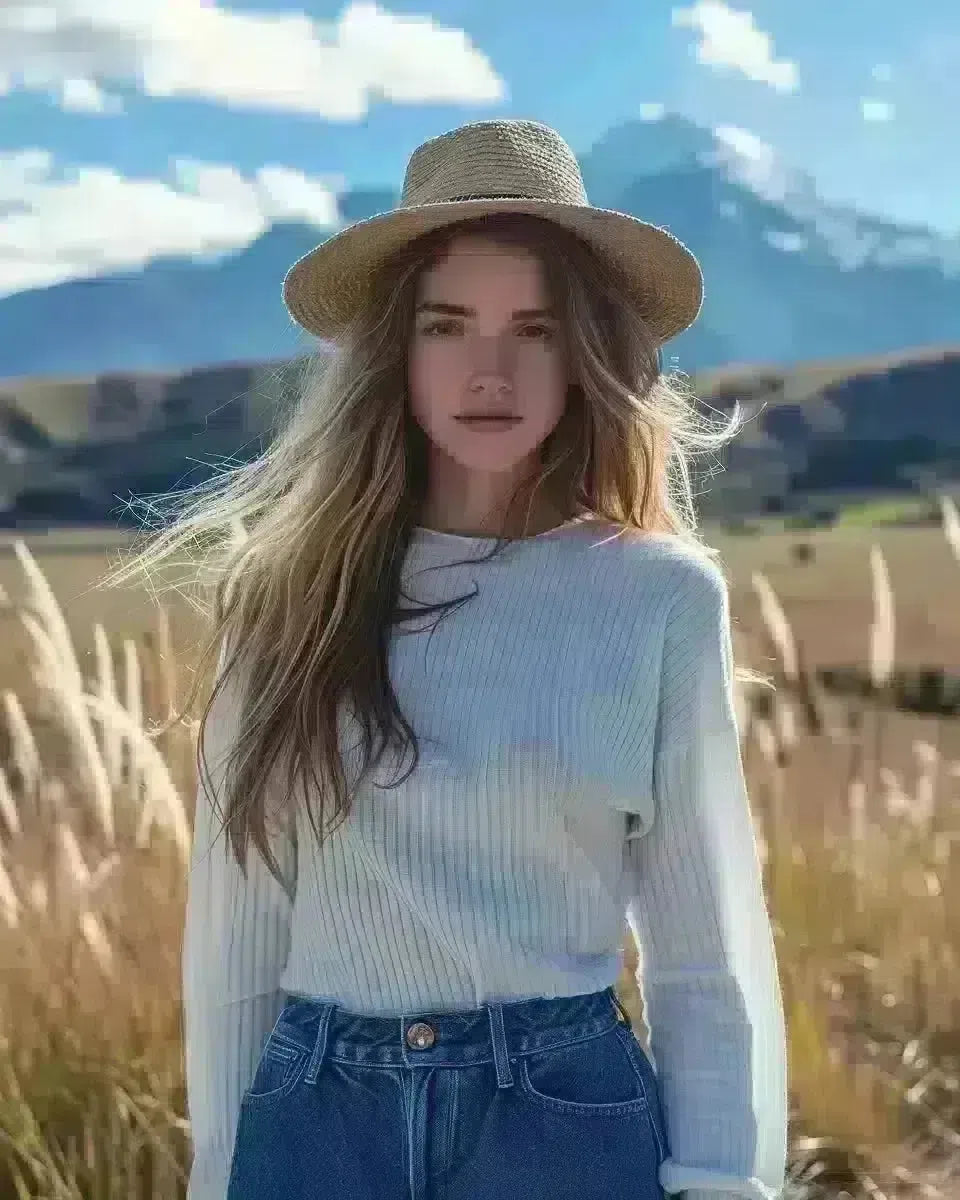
left=104, top=211, right=749, bottom=891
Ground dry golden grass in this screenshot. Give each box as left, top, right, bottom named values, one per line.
left=0, top=513, right=958, bottom=1198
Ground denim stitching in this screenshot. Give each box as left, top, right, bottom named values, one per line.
left=616, top=1025, right=666, bottom=1163
left=242, top=1046, right=309, bottom=1106
left=516, top=1025, right=650, bottom=1116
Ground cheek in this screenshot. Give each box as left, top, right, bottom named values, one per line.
left=407, top=344, right=459, bottom=425
left=520, top=353, right=569, bottom=428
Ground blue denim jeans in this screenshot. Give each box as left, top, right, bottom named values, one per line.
left=226, top=984, right=669, bottom=1199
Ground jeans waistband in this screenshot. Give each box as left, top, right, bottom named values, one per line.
left=265, top=984, right=634, bottom=1091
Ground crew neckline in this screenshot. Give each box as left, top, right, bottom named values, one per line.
left=412, top=514, right=593, bottom=544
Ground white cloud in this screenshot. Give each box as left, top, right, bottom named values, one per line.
left=638, top=102, right=666, bottom=120
left=861, top=98, right=895, bottom=122
left=0, top=0, right=504, bottom=117
left=764, top=230, right=806, bottom=253
left=59, top=76, right=122, bottom=113
left=252, top=166, right=344, bottom=227
left=0, top=149, right=341, bottom=297
left=672, top=1, right=798, bottom=92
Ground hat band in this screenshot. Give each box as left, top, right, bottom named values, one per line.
left=449, top=192, right=539, bottom=201
left=405, top=191, right=548, bottom=205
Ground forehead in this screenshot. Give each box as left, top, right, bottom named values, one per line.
left=417, top=235, right=547, bottom=296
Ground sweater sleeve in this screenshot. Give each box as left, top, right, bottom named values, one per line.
left=182, top=643, right=298, bottom=1200
left=623, top=555, right=788, bottom=1200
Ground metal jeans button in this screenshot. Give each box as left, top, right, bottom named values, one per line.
left=406, top=1021, right=436, bottom=1049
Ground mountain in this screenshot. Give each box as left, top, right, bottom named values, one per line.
left=577, top=119, right=960, bottom=369
left=0, top=224, right=326, bottom=379
left=0, top=118, right=957, bottom=378
left=0, top=187, right=398, bottom=380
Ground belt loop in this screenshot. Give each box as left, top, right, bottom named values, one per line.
left=486, top=1002, right=514, bottom=1088
left=609, top=987, right=633, bottom=1030
left=304, top=1002, right=336, bottom=1085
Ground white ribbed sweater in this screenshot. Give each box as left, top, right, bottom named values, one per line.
left=182, top=519, right=788, bottom=1200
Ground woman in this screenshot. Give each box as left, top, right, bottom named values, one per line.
left=122, top=118, right=787, bottom=1199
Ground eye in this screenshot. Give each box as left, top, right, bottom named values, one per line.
left=420, top=318, right=461, bottom=336
left=517, top=323, right=555, bottom=341
left=418, top=319, right=555, bottom=340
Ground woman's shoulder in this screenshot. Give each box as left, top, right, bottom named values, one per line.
left=580, top=522, right=728, bottom=600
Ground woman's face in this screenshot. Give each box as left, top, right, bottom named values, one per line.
left=407, top=234, right=570, bottom=479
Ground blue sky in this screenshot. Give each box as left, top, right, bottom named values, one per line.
left=0, top=0, right=956, bottom=298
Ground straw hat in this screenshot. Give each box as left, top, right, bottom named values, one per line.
left=282, top=118, right=703, bottom=346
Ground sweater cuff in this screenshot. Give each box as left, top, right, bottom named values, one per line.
left=186, top=1146, right=232, bottom=1200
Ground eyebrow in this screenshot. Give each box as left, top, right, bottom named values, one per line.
left=415, top=302, right=557, bottom=320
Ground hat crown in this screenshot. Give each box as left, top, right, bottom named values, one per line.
left=401, top=119, right=589, bottom=209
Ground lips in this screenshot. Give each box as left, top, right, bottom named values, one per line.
left=454, top=413, right=520, bottom=421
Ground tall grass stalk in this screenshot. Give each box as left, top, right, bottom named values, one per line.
left=868, top=545, right=896, bottom=807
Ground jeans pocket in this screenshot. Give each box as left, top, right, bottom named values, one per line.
left=517, top=1023, right=651, bottom=1116
left=242, top=1035, right=309, bottom=1106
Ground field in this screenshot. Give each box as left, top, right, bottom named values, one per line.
left=1, top=515, right=959, bottom=1198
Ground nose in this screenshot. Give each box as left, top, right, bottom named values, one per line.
left=469, top=372, right=512, bottom=396
left=468, top=334, right=513, bottom=394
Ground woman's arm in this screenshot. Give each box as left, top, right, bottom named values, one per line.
left=624, top=555, right=788, bottom=1200
left=182, top=643, right=298, bottom=1200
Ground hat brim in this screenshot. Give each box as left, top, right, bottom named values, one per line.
left=282, top=197, right=703, bottom=346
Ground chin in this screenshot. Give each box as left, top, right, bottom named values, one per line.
left=441, top=439, right=540, bottom=473
left=434, top=425, right=549, bottom=471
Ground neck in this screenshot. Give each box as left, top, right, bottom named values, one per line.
left=417, top=490, right=573, bottom=539
left=417, top=505, right=572, bottom=539
left=418, top=449, right=569, bottom=538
